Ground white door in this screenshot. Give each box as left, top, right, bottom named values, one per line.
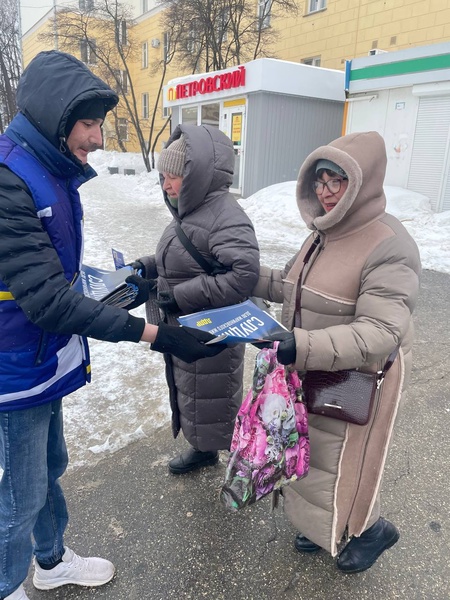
left=221, top=102, right=246, bottom=194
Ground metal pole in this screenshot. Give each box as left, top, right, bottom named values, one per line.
left=53, top=0, right=58, bottom=50
left=17, top=0, right=24, bottom=70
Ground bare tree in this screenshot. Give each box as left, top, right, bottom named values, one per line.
left=159, top=0, right=299, bottom=73
left=147, top=21, right=184, bottom=167
left=0, top=0, right=22, bottom=133
left=39, top=0, right=155, bottom=170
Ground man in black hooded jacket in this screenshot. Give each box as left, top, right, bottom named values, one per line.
left=0, top=51, right=221, bottom=600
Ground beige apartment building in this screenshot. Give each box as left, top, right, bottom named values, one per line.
left=21, top=0, right=450, bottom=154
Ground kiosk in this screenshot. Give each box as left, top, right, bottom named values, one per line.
left=163, top=58, right=345, bottom=198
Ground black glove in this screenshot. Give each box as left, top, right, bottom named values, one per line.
left=251, top=330, right=293, bottom=351
left=125, top=275, right=157, bottom=310
left=276, top=332, right=297, bottom=365
left=151, top=322, right=226, bottom=363
left=251, top=340, right=274, bottom=350
left=128, top=257, right=158, bottom=279
left=156, top=290, right=180, bottom=313
left=128, top=260, right=146, bottom=276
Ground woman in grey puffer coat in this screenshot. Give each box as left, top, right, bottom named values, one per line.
left=135, top=124, right=260, bottom=474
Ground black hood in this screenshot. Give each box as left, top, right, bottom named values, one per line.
left=16, top=50, right=119, bottom=149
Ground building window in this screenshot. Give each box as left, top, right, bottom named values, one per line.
left=80, top=39, right=97, bottom=64
left=201, top=103, right=220, bottom=128
left=142, top=0, right=148, bottom=13
left=118, top=118, right=128, bottom=142
left=308, top=0, right=326, bottom=13
left=116, top=19, right=127, bottom=46
left=181, top=106, right=198, bottom=125
left=216, top=9, right=228, bottom=42
left=302, top=56, right=321, bottom=67
left=187, top=23, right=200, bottom=53
left=162, top=106, right=170, bottom=119
left=142, top=41, right=148, bottom=68
left=142, top=93, right=149, bottom=119
left=163, top=31, right=171, bottom=63
left=258, top=0, right=273, bottom=29
left=112, top=69, right=128, bottom=94
left=79, top=0, right=94, bottom=11
left=121, top=70, right=128, bottom=94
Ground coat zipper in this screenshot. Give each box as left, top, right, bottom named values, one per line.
left=34, top=331, right=50, bottom=366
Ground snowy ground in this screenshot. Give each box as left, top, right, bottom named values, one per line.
left=62, top=150, right=449, bottom=470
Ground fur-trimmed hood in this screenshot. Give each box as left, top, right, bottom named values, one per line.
left=297, top=131, right=387, bottom=236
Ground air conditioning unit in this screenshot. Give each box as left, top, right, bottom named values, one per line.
left=368, top=48, right=388, bottom=56
left=151, top=38, right=160, bottom=48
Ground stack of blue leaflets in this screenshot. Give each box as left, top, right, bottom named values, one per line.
left=72, top=264, right=138, bottom=308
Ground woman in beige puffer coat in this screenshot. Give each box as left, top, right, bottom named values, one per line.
left=252, top=131, right=421, bottom=573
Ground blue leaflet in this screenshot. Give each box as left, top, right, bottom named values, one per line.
left=112, top=248, right=126, bottom=270
left=178, top=300, right=287, bottom=344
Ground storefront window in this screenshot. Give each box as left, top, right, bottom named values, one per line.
left=181, top=106, right=198, bottom=124
left=201, top=103, right=220, bottom=128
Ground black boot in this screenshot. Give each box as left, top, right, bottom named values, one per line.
left=337, top=517, right=400, bottom=574
left=168, top=447, right=219, bottom=474
left=294, top=534, right=321, bottom=553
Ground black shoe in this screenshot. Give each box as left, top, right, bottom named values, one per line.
left=168, top=448, right=219, bottom=474
left=337, top=517, right=400, bottom=574
left=294, top=534, right=321, bottom=553
left=294, top=533, right=321, bottom=553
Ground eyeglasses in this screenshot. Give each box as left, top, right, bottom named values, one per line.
left=312, top=178, right=347, bottom=195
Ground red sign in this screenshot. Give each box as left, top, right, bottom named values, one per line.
left=167, top=66, right=246, bottom=102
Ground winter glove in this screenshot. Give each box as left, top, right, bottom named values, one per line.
left=276, top=332, right=297, bottom=365
left=252, top=330, right=294, bottom=351
left=151, top=322, right=226, bottom=363
left=125, top=275, right=157, bottom=310
left=156, top=290, right=180, bottom=314
left=128, top=260, right=146, bottom=276
left=128, top=256, right=158, bottom=279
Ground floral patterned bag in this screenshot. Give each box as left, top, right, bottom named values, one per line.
left=220, top=344, right=309, bottom=511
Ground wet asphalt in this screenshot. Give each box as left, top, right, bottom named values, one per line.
left=23, top=269, right=450, bottom=600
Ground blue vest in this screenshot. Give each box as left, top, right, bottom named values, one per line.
left=0, top=115, right=93, bottom=410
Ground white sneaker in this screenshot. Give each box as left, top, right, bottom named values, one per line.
left=4, top=585, right=30, bottom=600
left=32, top=547, right=115, bottom=590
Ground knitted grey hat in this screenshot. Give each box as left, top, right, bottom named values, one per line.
left=315, top=159, right=347, bottom=178
left=157, top=134, right=187, bottom=177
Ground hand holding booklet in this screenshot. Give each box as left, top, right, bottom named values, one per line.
left=72, top=264, right=140, bottom=308
left=177, top=299, right=288, bottom=344
left=72, top=249, right=143, bottom=309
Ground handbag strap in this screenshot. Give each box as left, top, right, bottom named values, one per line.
left=294, top=235, right=320, bottom=328
left=376, top=347, right=399, bottom=387
left=174, top=222, right=230, bottom=276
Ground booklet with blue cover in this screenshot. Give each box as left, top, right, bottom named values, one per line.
left=178, top=300, right=288, bottom=344
left=72, top=264, right=138, bottom=308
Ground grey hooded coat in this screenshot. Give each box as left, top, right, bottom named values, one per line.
left=142, top=124, right=260, bottom=451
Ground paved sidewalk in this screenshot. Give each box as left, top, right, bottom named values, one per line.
left=24, top=270, right=450, bottom=600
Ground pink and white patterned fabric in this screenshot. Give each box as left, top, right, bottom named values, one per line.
left=221, top=344, right=309, bottom=511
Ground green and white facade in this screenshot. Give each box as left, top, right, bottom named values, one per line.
left=345, top=42, right=450, bottom=212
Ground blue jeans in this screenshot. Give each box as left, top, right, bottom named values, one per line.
left=0, top=400, right=69, bottom=597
